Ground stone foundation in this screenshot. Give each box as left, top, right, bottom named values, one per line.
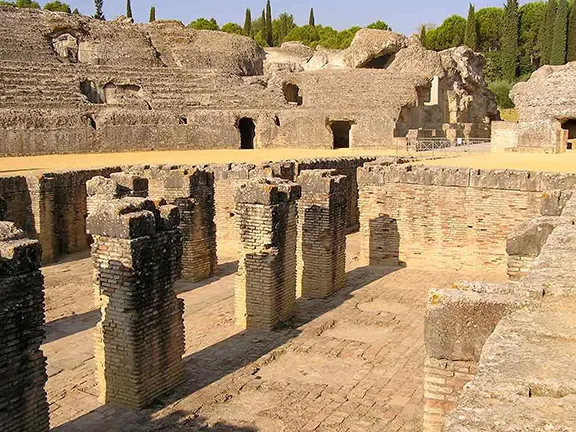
left=88, top=198, right=185, bottom=408
left=297, top=170, right=347, bottom=298
left=235, top=178, right=301, bottom=330
left=0, top=222, right=49, bottom=432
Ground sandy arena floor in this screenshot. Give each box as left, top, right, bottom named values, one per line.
left=42, top=233, right=506, bottom=432
left=2, top=148, right=576, bottom=177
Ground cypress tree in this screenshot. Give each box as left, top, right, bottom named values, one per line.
left=72, top=7, right=79, bottom=14
left=149, top=6, right=156, bottom=22
left=541, top=0, right=557, bottom=64
left=265, top=0, right=273, bottom=46
left=464, top=3, right=478, bottom=50
left=419, top=25, right=427, bottom=48
left=244, top=8, right=252, bottom=37
left=502, top=0, right=519, bottom=81
left=551, top=0, right=569, bottom=64
left=568, top=0, right=576, bottom=61
left=309, top=8, right=315, bottom=27
left=94, top=0, right=104, bottom=20
left=126, top=0, right=132, bottom=19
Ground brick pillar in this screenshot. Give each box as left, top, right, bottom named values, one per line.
left=297, top=170, right=347, bottom=298
left=161, top=169, right=218, bottom=282
left=87, top=198, right=185, bottom=408
left=0, top=222, right=49, bottom=432
left=235, top=178, right=301, bottom=330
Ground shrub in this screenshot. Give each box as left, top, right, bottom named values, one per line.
left=489, top=79, right=515, bottom=109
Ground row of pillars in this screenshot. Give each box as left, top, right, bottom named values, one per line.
left=0, top=168, right=349, bottom=430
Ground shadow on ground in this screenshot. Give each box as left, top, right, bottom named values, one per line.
left=56, top=264, right=399, bottom=431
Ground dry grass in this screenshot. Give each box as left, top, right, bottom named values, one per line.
left=500, top=108, right=519, bottom=122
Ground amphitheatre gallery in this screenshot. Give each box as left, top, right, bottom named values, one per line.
left=0, top=3, right=575, bottom=432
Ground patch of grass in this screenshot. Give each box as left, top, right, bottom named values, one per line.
left=500, top=108, right=518, bottom=122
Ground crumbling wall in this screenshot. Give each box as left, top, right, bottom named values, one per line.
left=432, top=192, right=576, bottom=432
left=88, top=197, right=184, bottom=407
left=358, top=164, right=576, bottom=269
left=0, top=176, right=36, bottom=238
left=0, top=222, right=49, bottom=432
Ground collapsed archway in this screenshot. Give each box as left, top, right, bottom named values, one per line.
left=52, top=33, right=78, bottom=63
left=238, top=118, right=256, bottom=149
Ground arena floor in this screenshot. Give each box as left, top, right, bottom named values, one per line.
left=43, top=233, right=506, bottom=432
left=2, top=148, right=576, bottom=176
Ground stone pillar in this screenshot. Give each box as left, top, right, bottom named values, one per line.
left=297, top=170, right=347, bottom=298
left=161, top=169, right=218, bottom=282
left=0, top=222, right=49, bottom=432
left=86, top=174, right=148, bottom=216
left=87, top=198, right=185, bottom=408
left=235, top=178, right=301, bottom=330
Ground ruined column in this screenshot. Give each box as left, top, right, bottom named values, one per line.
left=161, top=168, right=218, bottom=282
left=86, top=174, right=148, bottom=216
left=87, top=198, right=185, bottom=408
left=0, top=222, right=49, bottom=432
left=235, top=178, right=301, bottom=330
left=297, top=170, right=347, bottom=298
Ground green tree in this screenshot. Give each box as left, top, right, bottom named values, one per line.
left=367, top=20, right=391, bottom=30
left=149, top=6, right=155, bottom=22
left=244, top=8, right=252, bottom=37
left=273, top=12, right=295, bottom=45
left=568, top=0, right=576, bottom=61
left=464, top=3, right=478, bottom=50
left=425, top=15, right=467, bottom=50
left=44, top=0, right=70, bottom=12
left=519, top=2, right=546, bottom=74
left=551, top=0, right=569, bottom=64
left=284, top=25, right=319, bottom=46
left=94, top=0, right=104, bottom=20
left=15, top=0, right=40, bottom=7
left=309, top=8, right=315, bottom=27
left=476, top=7, right=505, bottom=51
left=265, top=0, right=273, bottom=46
left=0, top=1, right=15, bottom=5
left=221, top=22, right=244, bottom=35
left=126, top=0, right=132, bottom=18
left=72, top=7, right=79, bottom=14
left=419, top=25, right=427, bottom=47
left=189, top=18, right=219, bottom=31
left=541, top=0, right=557, bottom=64
left=501, top=0, right=519, bottom=81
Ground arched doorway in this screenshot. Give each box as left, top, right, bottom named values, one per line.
left=239, top=118, right=256, bottom=149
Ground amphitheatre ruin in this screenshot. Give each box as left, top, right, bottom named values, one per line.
left=1, top=4, right=576, bottom=432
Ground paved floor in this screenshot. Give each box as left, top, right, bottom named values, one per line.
left=42, top=234, right=506, bottom=432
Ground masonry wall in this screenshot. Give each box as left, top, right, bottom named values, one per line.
left=25, top=168, right=121, bottom=263
left=0, top=176, right=35, bottom=237
left=0, top=223, right=49, bottom=432
left=358, top=164, right=576, bottom=269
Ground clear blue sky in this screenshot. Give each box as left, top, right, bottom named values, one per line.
left=61, top=0, right=526, bottom=35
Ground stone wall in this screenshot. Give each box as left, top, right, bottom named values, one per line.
left=0, top=175, right=36, bottom=237
left=0, top=222, right=49, bottom=432
left=25, top=168, right=121, bottom=263
left=88, top=198, right=185, bottom=408
left=490, top=121, right=518, bottom=153
left=436, top=192, right=576, bottom=432
left=358, top=163, right=576, bottom=269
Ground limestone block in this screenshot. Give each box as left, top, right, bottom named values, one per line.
left=506, top=216, right=571, bottom=258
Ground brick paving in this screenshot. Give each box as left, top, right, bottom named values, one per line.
left=42, top=233, right=506, bottom=432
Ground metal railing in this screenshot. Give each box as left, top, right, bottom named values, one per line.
left=405, top=136, right=491, bottom=155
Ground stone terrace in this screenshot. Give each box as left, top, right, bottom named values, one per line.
left=42, top=233, right=506, bottom=432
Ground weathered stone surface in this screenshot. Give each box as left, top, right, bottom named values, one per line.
left=342, top=29, right=408, bottom=69
left=506, top=216, right=571, bottom=258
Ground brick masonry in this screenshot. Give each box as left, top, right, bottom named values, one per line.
left=358, top=164, right=576, bottom=269
left=0, top=222, right=49, bottom=432
left=87, top=197, right=185, bottom=408
left=423, top=358, right=476, bottom=432
left=297, top=170, right=348, bottom=298
left=235, top=178, right=301, bottom=330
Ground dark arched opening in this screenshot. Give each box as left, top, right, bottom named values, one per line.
left=562, top=119, right=576, bottom=150
left=330, top=121, right=352, bottom=149
left=283, top=83, right=302, bottom=106
left=239, top=118, right=256, bottom=149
